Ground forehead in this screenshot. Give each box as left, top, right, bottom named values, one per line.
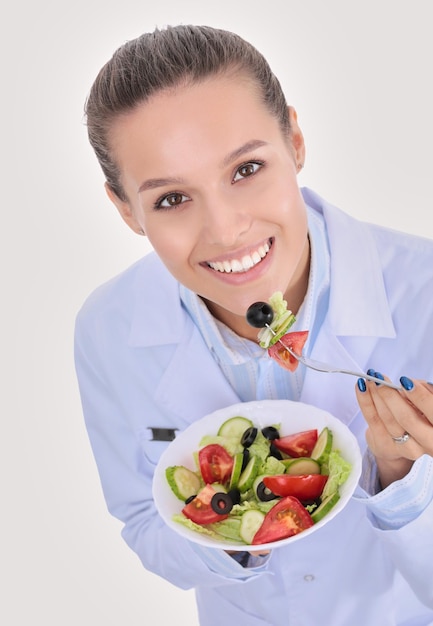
left=109, top=76, right=284, bottom=180
left=111, top=75, right=276, bottom=143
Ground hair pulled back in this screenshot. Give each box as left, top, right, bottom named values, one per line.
left=85, top=25, right=290, bottom=200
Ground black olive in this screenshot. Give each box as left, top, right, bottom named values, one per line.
left=211, top=492, right=234, bottom=515
left=184, top=494, right=197, bottom=505
left=241, top=426, right=258, bottom=448
left=227, top=488, right=241, bottom=505
left=246, top=302, right=274, bottom=328
left=256, top=481, right=278, bottom=502
left=241, top=447, right=250, bottom=471
left=269, top=443, right=283, bottom=460
left=261, top=426, right=280, bottom=441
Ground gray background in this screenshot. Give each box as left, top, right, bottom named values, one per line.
left=3, top=1, right=432, bottom=624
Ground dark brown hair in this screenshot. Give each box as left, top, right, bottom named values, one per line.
left=85, top=25, right=290, bottom=201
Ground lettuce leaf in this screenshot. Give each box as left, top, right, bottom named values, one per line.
left=321, top=450, right=352, bottom=500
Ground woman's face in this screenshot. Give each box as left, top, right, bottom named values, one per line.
left=108, top=75, right=309, bottom=339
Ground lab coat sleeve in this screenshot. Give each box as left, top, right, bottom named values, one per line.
left=74, top=312, right=269, bottom=590
left=356, top=452, right=433, bottom=607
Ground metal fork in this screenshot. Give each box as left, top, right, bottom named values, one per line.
left=266, top=326, right=402, bottom=390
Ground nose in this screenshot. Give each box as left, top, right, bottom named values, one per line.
left=200, top=192, right=252, bottom=247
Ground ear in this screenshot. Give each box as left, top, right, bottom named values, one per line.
left=287, top=106, right=306, bottom=170
left=105, top=183, right=145, bottom=235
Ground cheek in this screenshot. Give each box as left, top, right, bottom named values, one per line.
left=144, top=220, right=193, bottom=270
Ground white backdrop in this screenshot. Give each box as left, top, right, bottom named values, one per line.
left=3, top=1, right=433, bottom=624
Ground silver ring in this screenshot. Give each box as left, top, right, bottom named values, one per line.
left=391, top=432, right=411, bottom=444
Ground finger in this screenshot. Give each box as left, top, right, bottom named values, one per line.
left=356, top=376, right=422, bottom=460
left=400, top=377, right=433, bottom=426
left=368, top=377, right=433, bottom=456
left=356, top=377, right=400, bottom=440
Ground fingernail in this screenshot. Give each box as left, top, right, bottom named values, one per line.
left=400, top=376, right=414, bottom=391
left=357, top=378, right=367, bottom=392
left=374, top=371, right=384, bottom=385
left=367, top=368, right=375, bottom=377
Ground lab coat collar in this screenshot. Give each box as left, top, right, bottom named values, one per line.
left=302, top=187, right=396, bottom=339
left=300, top=188, right=396, bottom=424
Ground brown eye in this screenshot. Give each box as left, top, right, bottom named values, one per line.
left=166, top=193, right=183, bottom=206
left=239, top=164, right=255, bottom=177
left=233, top=161, right=263, bottom=182
left=155, top=192, right=189, bottom=209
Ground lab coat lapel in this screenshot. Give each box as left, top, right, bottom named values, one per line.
left=153, top=326, right=241, bottom=426
left=299, top=329, right=379, bottom=426
left=128, top=254, right=240, bottom=425
left=299, top=189, right=397, bottom=425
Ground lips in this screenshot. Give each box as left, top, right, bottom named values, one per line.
left=206, top=239, right=272, bottom=274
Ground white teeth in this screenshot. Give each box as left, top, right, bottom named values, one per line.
left=252, top=251, right=261, bottom=264
left=241, top=255, right=254, bottom=270
left=258, top=242, right=269, bottom=258
left=207, top=241, right=271, bottom=273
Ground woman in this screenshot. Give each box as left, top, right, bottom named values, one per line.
left=75, top=25, right=433, bottom=625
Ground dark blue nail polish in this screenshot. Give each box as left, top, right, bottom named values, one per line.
left=374, top=371, right=384, bottom=385
left=357, top=378, right=367, bottom=392
left=367, top=368, right=375, bottom=377
left=400, top=376, right=414, bottom=391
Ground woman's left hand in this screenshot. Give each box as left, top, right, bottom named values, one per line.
left=356, top=375, right=433, bottom=488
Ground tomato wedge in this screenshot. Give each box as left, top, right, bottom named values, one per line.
left=273, top=429, right=318, bottom=457
left=267, top=330, right=309, bottom=372
left=263, top=474, right=328, bottom=501
left=252, top=496, right=314, bottom=545
left=198, top=444, right=234, bottom=484
left=182, top=484, right=230, bottom=525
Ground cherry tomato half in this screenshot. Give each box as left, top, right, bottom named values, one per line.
left=182, top=484, right=230, bottom=525
left=273, top=429, right=318, bottom=458
left=198, top=444, right=234, bottom=484
left=267, top=330, right=309, bottom=372
left=251, top=496, right=314, bottom=545
left=263, top=474, right=328, bottom=501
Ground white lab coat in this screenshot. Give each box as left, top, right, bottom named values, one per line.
left=75, top=188, right=433, bottom=625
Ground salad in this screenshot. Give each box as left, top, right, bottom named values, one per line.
left=165, top=414, right=352, bottom=546
left=246, top=292, right=309, bottom=372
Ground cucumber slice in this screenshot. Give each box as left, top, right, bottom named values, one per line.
left=165, top=466, right=201, bottom=501
left=310, top=427, right=333, bottom=465
left=237, top=455, right=262, bottom=493
left=240, top=509, right=266, bottom=544
left=311, top=491, right=340, bottom=523
left=229, top=452, right=244, bottom=489
left=217, top=416, right=253, bottom=440
left=283, top=457, right=321, bottom=475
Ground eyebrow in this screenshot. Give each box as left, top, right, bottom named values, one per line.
left=138, top=139, right=269, bottom=193
left=222, top=139, right=269, bottom=167
left=138, top=176, right=185, bottom=193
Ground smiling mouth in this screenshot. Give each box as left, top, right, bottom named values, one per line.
left=206, top=239, right=272, bottom=274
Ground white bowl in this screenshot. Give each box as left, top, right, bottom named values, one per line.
left=152, top=399, right=362, bottom=551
